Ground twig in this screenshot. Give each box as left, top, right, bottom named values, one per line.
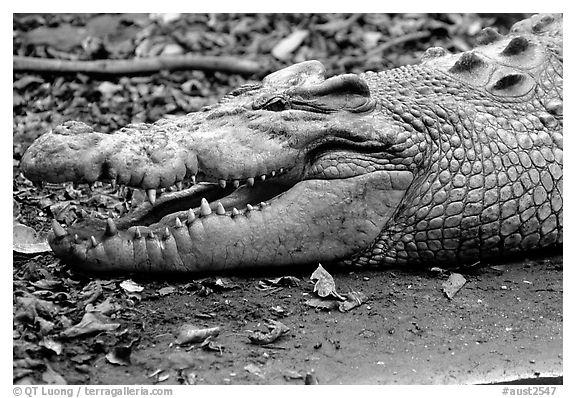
left=367, top=31, right=432, bottom=57
left=13, top=55, right=262, bottom=76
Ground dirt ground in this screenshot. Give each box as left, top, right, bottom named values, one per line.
left=14, top=253, right=562, bottom=385
left=13, top=13, right=562, bottom=385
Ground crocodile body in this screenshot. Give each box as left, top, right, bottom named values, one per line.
left=21, top=14, right=563, bottom=273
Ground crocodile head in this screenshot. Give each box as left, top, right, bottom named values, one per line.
left=20, top=13, right=563, bottom=273
left=21, top=60, right=416, bottom=272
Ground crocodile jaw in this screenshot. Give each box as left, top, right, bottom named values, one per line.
left=49, top=170, right=413, bottom=272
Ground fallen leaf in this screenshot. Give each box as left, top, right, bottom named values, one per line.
left=257, top=276, right=300, bottom=290
left=85, top=297, right=119, bottom=316
left=120, top=279, right=144, bottom=293
left=310, top=264, right=345, bottom=300
left=338, top=291, right=368, bottom=312
left=248, top=319, right=290, bottom=345
left=158, top=286, right=176, bottom=296
left=442, top=273, right=467, bottom=299
left=39, top=338, right=63, bottom=355
left=13, top=223, right=51, bottom=254
left=272, top=30, right=309, bottom=60
left=61, top=312, right=120, bottom=338
left=304, top=298, right=339, bottom=311
left=175, top=324, right=221, bottom=345
left=105, top=345, right=132, bottom=366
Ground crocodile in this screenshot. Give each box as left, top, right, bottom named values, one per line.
left=21, top=14, right=563, bottom=273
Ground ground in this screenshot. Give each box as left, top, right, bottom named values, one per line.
left=12, top=13, right=562, bottom=385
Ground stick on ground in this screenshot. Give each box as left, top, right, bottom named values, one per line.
left=14, top=55, right=263, bottom=75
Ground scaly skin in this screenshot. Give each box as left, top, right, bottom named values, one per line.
left=21, top=14, right=563, bottom=273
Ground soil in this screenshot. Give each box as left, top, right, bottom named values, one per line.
left=13, top=13, right=562, bottom=385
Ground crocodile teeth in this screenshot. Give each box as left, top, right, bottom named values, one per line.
left=164, top=227, right=171, bottom=238
left=232, top=208, right=240, bottom=217
left=105, top=218, right=118, bottom=236
left=246, top=204, right=254, bottom=211
left=146, top=189, right=157, bottom=205
left=175, top=217, right=183, bottom=228
left=74, top=234, right=79, bottom=244
left=216, top=202, right=226, bottom=215
left=233, top=180, right=240, bottom=188
left=52, top=220, right=67, bottom=238
left=191, top=175, right=197, bottom=185
left=90, top=236, right=98, bottom=247
left=271, top=171, right=276, bottom=177
left=187, top=208, right=196, bottom=223
left=219, top=179, right=227, bottom=188
left=176, top=181, right=183, bottom=191
left=260, top=175, right=266, bottom=181
left=200, top=198, right=212, bottom=216
left=279, top=168, right=284, bottom=174
left=134, top=227, right=142, bottom=239
left=149, top=231, right=156, bottom=239
left=247, top=177, right=255, bottom=186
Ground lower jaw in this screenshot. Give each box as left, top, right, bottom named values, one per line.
left=50, top=171, right=413, bottom=273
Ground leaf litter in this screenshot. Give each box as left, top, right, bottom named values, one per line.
left=306, top=264, right=367, bottom=312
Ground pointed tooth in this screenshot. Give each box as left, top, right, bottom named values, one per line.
left=233, top=180, right=240, bottom=188
left=219, top=179, right=227, bottom=188
left=149, top=231, right=156, bottom=239
left=52, top=220, right=67, bottom=238
left=74, top=234, right=79, bottom=244
left=175, top=217, right=183, bottom=228
left=90, top=236, right=98, bottom=247
left=279, top=168, right=284, bottom=174
left=176, top=181, right=183, bottom=191
left=200, top=198, right=212, bottom=216
left=146, top=189, right=157, bottom=205
left=260, top=175, right=266, bottom=181
left=164, top=227, right=171, bottom=238
left=232, top=208, right=240, bottom=217
left=247, top=177, right=255, bottom=186
left=216, top=202, right=226, bottom=215
left=105, top=218, right=118, bottom=236
left=191, top=175, right=197, bottom=185
left=187, top=209, right=196, bottom=223
left=246, top=204, right=254, bottom=211
left=271, top=170, right=276, bottom=177
left=260, top=202, right=268, bottom=208
left=134, top=227, right=142, bottom=239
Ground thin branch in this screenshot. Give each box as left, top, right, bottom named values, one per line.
left=367, top=31, right=432, bottom=58
left=13, top=55, right=263, bottom=76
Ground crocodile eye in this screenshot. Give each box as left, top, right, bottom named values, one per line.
left=262, top=97, right=290, bottom=112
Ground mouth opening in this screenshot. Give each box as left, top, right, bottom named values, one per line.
left=115, top=180, right=296, bottom=231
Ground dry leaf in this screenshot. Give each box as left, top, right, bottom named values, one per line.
left=248, top=319, right=290, bottom=345
left=120, top=279, right=144, bottom=293
left=175, top=324, right=221, bottom=345
left=272, top=30, right=309, bottom=60
left=442, top=273, right=467, bottom=299
left=13, top=223, right=51, bottom=254
left=310, top=264, right=345, bottom=300
left=61, top=312, right=120, bottom=338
